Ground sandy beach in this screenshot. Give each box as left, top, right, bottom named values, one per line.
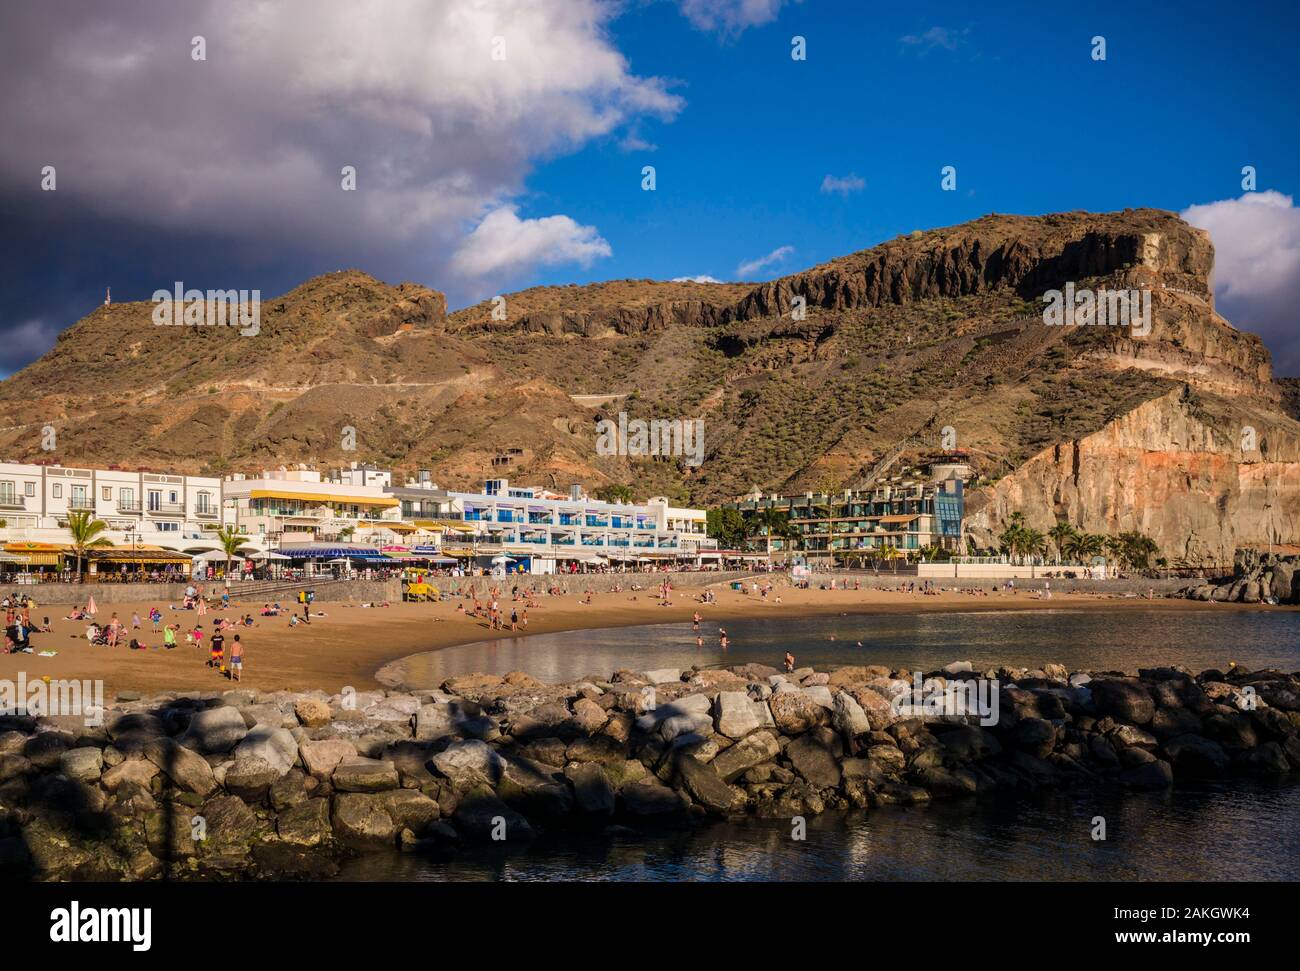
left=0, top=580, right=1272, bottom=699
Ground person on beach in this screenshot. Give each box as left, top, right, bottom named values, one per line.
left=692, top=612, right=701, bottom=632
left=718, top=628, right=728, bottom=650
left=163, top=624, right=177, bottom=649
left=192, top=624, right=204, bottom=654
left=209, top=628, right=224, bottom=670
left=228, top=635, right=243, bottom=681
left=510, top=607, right=518, bottom=632
left=150, top=607, right=162, bottom=632
left=521, top=608, right=528, bottom=629
left=132, top=612, right=141, bottom=631
left=784, top=651, right=795, bottom=673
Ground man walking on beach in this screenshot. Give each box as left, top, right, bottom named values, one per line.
left=229, top=635, right=243, bottom=681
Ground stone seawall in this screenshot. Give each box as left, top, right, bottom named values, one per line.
left=2, top=656, right=1296, bottom=880
left=9, top=579, right=401, bottom=606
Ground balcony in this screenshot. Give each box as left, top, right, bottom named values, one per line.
left=68, top=498, right=95, bottom=511
left=145, top=502, right=185, bottom=516
left=0, top=495, right=27, bottom=510
left=195, top=508, right=219, bottom=519
left=117, top=499, right=142, bottom=513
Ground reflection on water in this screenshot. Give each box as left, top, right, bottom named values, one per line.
left=397, top=608, right=1300, bottom=687
left=337, top=779, right=1300, bottom=882
left=373, top=609, right=1300, bottom=883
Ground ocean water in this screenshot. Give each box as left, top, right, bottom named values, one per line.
left=366, top=608, right=1300, bottom=883
left=337, top=780, right=1300, bottom=882
left=395, top=608, right=1300, bottom=686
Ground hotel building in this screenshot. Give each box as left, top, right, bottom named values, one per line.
left=0, top=460, right=228, bottom=572
left=728, top=464, right=966, bottom=563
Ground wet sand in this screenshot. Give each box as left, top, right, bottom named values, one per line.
left=0, top=582, right=1270, bottom=698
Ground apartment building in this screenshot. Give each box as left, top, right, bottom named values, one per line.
left=222, top=465, right=403, bottom=545
left=729, top=467, right=965, bottom=562
left=0, top=461, right=227, bottom=554
left=392, top=477, right=718, bottom=572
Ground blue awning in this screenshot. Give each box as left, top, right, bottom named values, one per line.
left=277, top=546, right=383, bottom=559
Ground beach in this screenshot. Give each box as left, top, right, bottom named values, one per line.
left=0, top=581, right=1272, bottom=697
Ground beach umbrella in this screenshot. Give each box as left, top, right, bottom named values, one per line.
left=490, top=555, right=516, bottom=565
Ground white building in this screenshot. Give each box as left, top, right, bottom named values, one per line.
left=0, top=461, right=229, bottom=570
left=223, top=465, right=403, bottom=545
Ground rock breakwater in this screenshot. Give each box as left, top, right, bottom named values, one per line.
left=2, top=658, right=1298, bottom=880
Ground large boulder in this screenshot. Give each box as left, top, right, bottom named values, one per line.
left=565, top=763, right=616, bottom=814
left=224, top=757, right=283, bottom=802
left=332, top=792, right=397, bottom=844
left=769, top=692, right=825, bottom=734
left=1090, top=678, right=1155, bottom=726
left=831, top=692, right=871, bottom=739
left=431, top=740, right=506, bottom=788
left=183, top=706, right=249, bottom=753
left=299, top=738, right=357, bottom=778
left=144, top=738, right=217, bottom=797
left=785, top=734, right=842, bottom=788
left=1163, top=734, right=1230, bottom=776
left=277, top=798, right=333, bottom=847
left=293, top=699, right=333, bottom=728
left=711, top=731, right=781, bottom=782
left=233, top=727, right=298, bottom=776
left=58, top=747, right=104, bottom=783
left=453, top=785, right=534, bottom=840
left=713, top=691, right=773, bottom=739
left=332, top=757, right=400, bottom=793
left=673, top=756, right=744, bottom=814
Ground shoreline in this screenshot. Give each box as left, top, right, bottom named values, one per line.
left=0, top=580, right=1286, bottom=698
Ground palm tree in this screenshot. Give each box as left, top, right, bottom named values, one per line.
left=880, top=544, right=901, bottom=573
left=214, top=525, right=248, bottom=578
left=66, top=509, right=111, bottom=581
left=1048, top=521, right=1077, bottom=564
left=1020, top=527, right=1046, bottom=563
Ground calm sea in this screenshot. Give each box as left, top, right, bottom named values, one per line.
left=364, top=609, right=1300, bottom=882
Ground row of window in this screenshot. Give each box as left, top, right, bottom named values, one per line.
left=0, top=480, right=212, bottom=512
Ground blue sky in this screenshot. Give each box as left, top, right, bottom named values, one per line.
left=2, top=0, right=1298, bottom=372
left=526, top=0, right=1299, bottom=287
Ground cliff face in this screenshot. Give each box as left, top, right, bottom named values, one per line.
left=965, top=388, right=1300, bottom=566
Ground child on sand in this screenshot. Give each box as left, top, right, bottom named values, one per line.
left=209, top=628, right=224, bottom=670
left=163, top=624, right=177, bottom=649
left=228, top=635, right=243, bottom=681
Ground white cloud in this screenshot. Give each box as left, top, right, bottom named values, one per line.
left=0, top=319, right=62, bottom=372
left=451, top=207, right=612, bottom=278
left=677, top=0, right=792, bottom=34
left=0, top=0, right=681, bottom=296
left=820, top=173, right=865, bottom=196
left=672, top=275, right=724, bottom=283
left=736, top=245, right=794, bottom=279
left=1182, top=190, right=1300, bottom=375
left=900, top=26, right=967, bottom=53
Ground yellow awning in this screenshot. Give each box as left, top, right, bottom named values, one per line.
left=87, top=549, right=191, bottom=564
left=414, top=519, right=475, bottom=533
left=356, top=521, right=417, bottom=533
left=248, top=488, right=399, bottom=507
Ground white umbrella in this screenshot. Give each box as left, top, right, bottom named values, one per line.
left=250, top=551, right=291, bottom=561
left=193, top=549, right=244, bottom=562
left=490, top=555, right=516, bottom=564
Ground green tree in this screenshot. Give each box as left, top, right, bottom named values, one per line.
left=66, top=509, right=111, bottom=581
left=596, top=484, right=635, bottom=504
left=215, top=525, right=249, bottom=578
left=1048, top=520, right=1077, bottom=564
left=706, top=508, right=747, bottom=548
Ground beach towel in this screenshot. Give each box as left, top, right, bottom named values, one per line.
left=38, top=651, right=57, bottom=657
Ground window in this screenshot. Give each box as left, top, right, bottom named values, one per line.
left=24, top=482, right=34, bottom=497
left=0, top=481, right=13, bottom=503
left=52, top=484, right=62, bottom=498
left=102, top=487, right=112, bottom=501
left=121, top=487, right=134, bottom=504
left=197, top=492, right=211, bottom=513
left=71, top=484, right=87, bottom=508
left=169, top=491, right=178, bottom=504
left=148, top=491, right=161, bottom=512
left=157, top=521, right=179, bottom=532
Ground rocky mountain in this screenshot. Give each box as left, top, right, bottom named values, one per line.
left=1, top=208, right=1295, bottom=567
